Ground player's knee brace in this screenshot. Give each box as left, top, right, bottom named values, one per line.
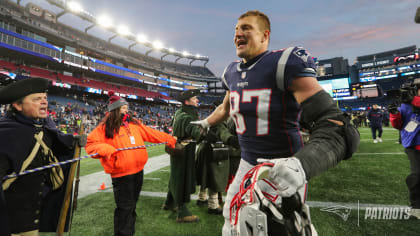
left=295, top=90, right=360, bottom=179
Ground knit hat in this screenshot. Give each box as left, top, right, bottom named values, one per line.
left=108, top=91, right=128, bottom=111
left=0, top=77, right=49, bottom=104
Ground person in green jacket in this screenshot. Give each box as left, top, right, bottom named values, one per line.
left=218, top=117, right=241, bottom=189
left=195, top=121, right=229, bottom=215
left=163, top=89, right=206, bottom=223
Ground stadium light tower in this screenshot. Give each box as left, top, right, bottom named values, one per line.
left=57, top=1, right=83, bottom=19
left=117, top=25, right=130, bottom=36
left=45, top=0, right=211, bottom=63
left=153, top=40, right=164, bottom=50
left=85, top=24, right=94, bottom=33
left=129, top=34, right=147, bottom=50
left=87, top=15, right=113, bottom=33
left=160, top=47, right=175, bottom=60
left=146, top=40, right=164, bottom=55
left=189, top=59, right=196, bottom=66
left=84, top=14, right=111, bottom=33
left=97, top=15, right=113, bottom=28
left=174, top=51, right=190, bottom=63
left=57, top=1, right=82, bottom=18
left=67, top=1, right=83, bottom=13
left=189, top=54, right=202, bottom=66
left=161, top=53, right=169, bottom=60
left=109, top=25, right=130, bottom=42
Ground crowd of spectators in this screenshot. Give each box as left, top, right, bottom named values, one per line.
left=0, top=92, right=214, bottom=135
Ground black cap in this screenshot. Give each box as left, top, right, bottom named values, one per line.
left=178, top=89, right=200, bottom=102
left=0, top=77, right=49, bottom=104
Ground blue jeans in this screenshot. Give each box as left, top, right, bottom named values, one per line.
left=111, top=170, right=144, bottom=236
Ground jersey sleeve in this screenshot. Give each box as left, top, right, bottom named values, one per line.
left=283, top=47, right=317, bottom=89
left=220, top=62, right=236, bottom=91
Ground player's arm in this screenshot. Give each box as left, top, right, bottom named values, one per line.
left=208, top=91, right=231, bottom=125
left=289, top=76, right=359, bottom=180
left=191, top=91, right=231, bottom=129
left=266, top=76, right=359, bottom=197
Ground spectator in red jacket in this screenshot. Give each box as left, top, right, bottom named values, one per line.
left=389, top=86, right=420, bottom=219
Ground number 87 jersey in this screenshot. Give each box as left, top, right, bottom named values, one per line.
left=221, top=47, right=317, bottom=165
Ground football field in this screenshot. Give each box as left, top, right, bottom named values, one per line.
left=48, top=127, right=419, bottom=235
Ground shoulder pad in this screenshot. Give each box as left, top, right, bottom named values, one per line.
left=276, top=46, right=317, bottom=91
left=221, top=62, right=237, bottom=90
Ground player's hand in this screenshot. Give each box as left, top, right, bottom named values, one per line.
left=190, top=119, right=210, bottom=129
left=267, top=157, right=306, bottom=197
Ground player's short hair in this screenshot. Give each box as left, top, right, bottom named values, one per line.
left=238, top=10, right=271, bottom=33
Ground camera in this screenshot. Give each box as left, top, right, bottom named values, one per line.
left=386, top=82, right=419, bottom=104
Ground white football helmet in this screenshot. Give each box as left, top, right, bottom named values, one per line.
left=229, top=163, right=317, bottom=236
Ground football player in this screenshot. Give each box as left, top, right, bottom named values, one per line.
left=192, top=10, right=359, bottom=235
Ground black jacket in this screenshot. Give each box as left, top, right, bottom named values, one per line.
left=0, top=112, right=74, bottom=234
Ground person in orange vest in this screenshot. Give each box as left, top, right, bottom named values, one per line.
left=86, top=91, right=176, bottom=236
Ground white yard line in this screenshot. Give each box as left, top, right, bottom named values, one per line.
left=359, top=139, right=398, bottom=141
left=78, top=151, right=408, bottom=199
left=128, top=191, right=408, bottom=210
left=78, top=154, right=170, bottom=198
left=354, top=152, right=405, bottom=155
left=80, top=152, right=410, bottom=211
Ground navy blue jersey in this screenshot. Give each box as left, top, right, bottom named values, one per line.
left=367, top=108, right=383, bottom=127
left=221, top=47, right=316, bottom=164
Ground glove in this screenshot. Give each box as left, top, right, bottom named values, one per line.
left=388, top=103, right=399, bottom=115
left=165, top=136, right=177, bottom=149
left=266, top=157, right=306, bottom=197
left=190, top=119, right=211, bottom=129
left=73, top=134, right=87, bottom=147
left=205, top=130, right=218, bottom=143
left=164, top=142, right=185, bottom=156
left=227, top=136, right=240, bottom=149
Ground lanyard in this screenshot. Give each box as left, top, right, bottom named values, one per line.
left=123, top=122, right=136, bottom=144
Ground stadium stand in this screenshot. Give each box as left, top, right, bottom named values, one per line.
left=2, top=0, right=420, bottom=124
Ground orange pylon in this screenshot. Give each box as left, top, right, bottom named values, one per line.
left=99, top=182, right=106, bottom=190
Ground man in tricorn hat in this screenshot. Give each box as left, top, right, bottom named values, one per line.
left=163, top=89, right=215, bottom=223
left=0, top=78, right=85, bottom=235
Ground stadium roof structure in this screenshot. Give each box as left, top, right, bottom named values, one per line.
left=45, top=0, right=210, bottom=66
left=356, top=45, right=417, bottom=62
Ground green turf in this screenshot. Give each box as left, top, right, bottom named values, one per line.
left=64, top=127, right=420, bottom=235
left=70, top=193, right=224, bottom=236
left=308, top=127, right=409, bottom=205
left=142, top=166, right=170, bottom=192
